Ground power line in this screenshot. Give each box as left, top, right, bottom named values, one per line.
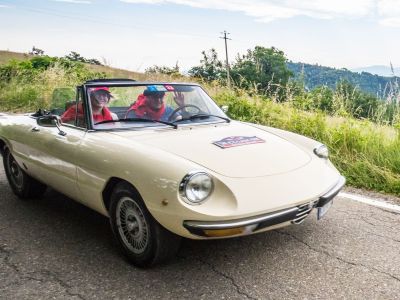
left=220, top=30, right=231, bottom=88
left=0, top=0, right=260, bottom=48
left=6, top=3, right=217, bottom=40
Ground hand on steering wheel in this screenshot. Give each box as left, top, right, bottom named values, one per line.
left=167, top=104, right=201, bottom=122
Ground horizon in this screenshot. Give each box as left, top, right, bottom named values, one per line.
left=0, top=0, right=399, bottom=73
left=2, top=49, right=399, bottom=77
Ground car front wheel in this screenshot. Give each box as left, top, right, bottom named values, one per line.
left=109, top=182, right=181, bottom=267
left=3, top=147, right=47, bottom=199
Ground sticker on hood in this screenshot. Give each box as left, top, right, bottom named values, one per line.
left=213, top=136, right=265, bottom=149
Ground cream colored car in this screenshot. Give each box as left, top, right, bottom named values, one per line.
left=0, top=79, right=345, bottom=267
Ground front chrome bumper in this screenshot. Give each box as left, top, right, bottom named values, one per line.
left=183, top=176, right=346, bottom=238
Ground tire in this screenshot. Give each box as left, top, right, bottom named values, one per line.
left=109, top=182, right=181, bottom=267
left=3, top=147, right=47, bottom=199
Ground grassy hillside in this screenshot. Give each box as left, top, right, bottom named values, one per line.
left=0, top=50, right=33, bottom=65
left=0, top=50, right=145, bottom=81
left=0, top=50, right=193, bottom=82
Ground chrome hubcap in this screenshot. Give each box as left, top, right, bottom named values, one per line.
left=8, top=154, right=23, bottom=189
left=116, top=197, right=149, bottom=254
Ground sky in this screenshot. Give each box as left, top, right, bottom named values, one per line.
left=0, top=0, right=399, bottom=72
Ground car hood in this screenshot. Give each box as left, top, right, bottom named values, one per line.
left=110, top=122, right=312, bottom=178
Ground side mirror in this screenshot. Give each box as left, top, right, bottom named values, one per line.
left=37, top=115, right=59, bottom=127
left=37, top=115, right=67, bottom=136
left=221, top=105, right=229, bottom=113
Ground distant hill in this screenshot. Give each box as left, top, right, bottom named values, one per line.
left=0, top=50, right=33, bottom=64
left=287, top=61, right=399, bottom=96
left=351, top=65, right=400, bottom=77
left=2, top=50, right=398, bottom=97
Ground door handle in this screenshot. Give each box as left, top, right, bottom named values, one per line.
left=31, top=127, right=40, bottom=132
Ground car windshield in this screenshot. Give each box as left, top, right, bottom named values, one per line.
left=85, top=84, right=229, bottom=130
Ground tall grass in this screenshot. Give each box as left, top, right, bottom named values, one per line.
left=0, top=62, right=105, bottom=112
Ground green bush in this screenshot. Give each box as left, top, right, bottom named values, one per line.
left=0, top=57, right=105, bottom=112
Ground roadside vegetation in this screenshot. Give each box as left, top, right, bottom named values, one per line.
left=0, top=47, right=399, bottom=196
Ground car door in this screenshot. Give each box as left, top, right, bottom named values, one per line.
left=28, top=124, right=86, bottom=200
left=25, top=87, right=87, bottom=201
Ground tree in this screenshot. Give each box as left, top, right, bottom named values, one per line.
left=29, top=46, right=45, bottom=56
left=145, top=62, right=181, bottom=76
left=65, top=51, right=86, bottom=63
left=310, top=85, right=334, bottom=112
left=188, top=49, right=224, bottom=82
left=230, top=46, right=292, bottom=99
left=335, top=80, right=379, bottom=119
left=86, top=58, right=102, bottom=66
left=64, top=51, right=103, bottom=65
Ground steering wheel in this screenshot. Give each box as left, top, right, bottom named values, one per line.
left=167, top=104, right=201, bottom=122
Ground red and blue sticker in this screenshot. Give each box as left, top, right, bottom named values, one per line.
left=213, top=136, right=265, bottom=149
left=164, top=85, right=175, bottom=91
left=146, top=85, right=175, bottom=92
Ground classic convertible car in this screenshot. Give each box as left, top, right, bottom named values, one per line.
left=0, top=79, right=345, bottom=267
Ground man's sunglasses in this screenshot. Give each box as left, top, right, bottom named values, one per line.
left=148, top=94, right=165, bottom=100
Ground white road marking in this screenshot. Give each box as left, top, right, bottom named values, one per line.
left=339, top=192, right=400, bottom=213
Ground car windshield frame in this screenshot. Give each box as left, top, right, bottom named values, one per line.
left=82, top=81, right=229, bottom=131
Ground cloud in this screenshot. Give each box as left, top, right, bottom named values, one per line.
left=120, top=0, right=374, bottom=21
left=120, top=0, right=400, bottom=26
left=378, top=0, right=400, bottom=16
left=52, top=0, right=92, bottom=4
left=377, top=0, right=400, bottom=27
left=380, top=17, right=400, bottom=27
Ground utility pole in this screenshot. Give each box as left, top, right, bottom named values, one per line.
left=220, top=30, right=231, bottom=88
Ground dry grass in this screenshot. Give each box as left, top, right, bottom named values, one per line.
left=0, top=50, right=32, bottom=65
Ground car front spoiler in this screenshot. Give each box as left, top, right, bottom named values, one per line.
left=183, top=176, right=346, bottom=238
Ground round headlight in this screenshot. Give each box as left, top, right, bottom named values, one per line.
left=180, top=172, right=213, bottom=205
left=314, top=144, right=329, bottom=159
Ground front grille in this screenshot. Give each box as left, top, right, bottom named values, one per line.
left=292, top=200, right=318, bottom=224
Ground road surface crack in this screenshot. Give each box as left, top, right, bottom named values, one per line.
left=375, top=207, right=400, bottom=216
left=0, top=245, right=86, bottom=299
left=32, top=270, right=87, bottom=300
left=178, top=254, right=257, bottom=300
left=367, top=214, right=400, bottom=226
left=276, top=230, right=400, bottom=283
left=365, top=231, right=400, bottom=243
left=198, top=258, right=258, bottom=300
left=359, top=216, right=398, bottom=230
left=0, top=244, right=21, bottom=274
left=334, top=209, right=400, bottom=229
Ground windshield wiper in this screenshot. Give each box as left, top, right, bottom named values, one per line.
left=173, top=114, right=230, bottom=124
left=95, top=118, right=178, bottom=129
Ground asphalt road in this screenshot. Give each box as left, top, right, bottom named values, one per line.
left=0, top=164, right=399, bottom=300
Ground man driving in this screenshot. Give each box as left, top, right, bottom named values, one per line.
left=125, top=85, right=184, bottom=121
